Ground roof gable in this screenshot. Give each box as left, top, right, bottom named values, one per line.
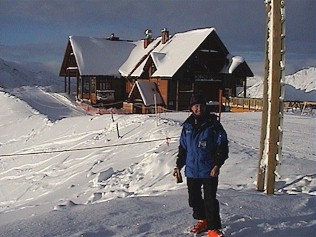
left=119, top=38, right=161, bottom=77
left=151, top=28, right=215, bottom=77
left=128, top=81, right=163, bottom=106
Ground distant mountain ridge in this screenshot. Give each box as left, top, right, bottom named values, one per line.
left=0, top=58, right=62, bottom=90
left=245, top=67, right=316, bottom=101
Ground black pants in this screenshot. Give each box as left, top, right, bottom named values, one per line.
left=187, top=177, right=221, bottom=230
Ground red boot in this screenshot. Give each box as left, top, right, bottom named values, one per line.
left=208, top=229, right=224, bottom=237
left=190, top=219, right=208, bottom=234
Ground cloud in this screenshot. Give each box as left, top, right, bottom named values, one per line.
left=0, top=0, right=315, bottom=78
left=0, top=42, right=63, bottom=61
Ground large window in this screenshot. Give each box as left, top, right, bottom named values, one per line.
left=90, top=77, right=96, bottom=93
left=83, top=78, right=90, bottom=94
left=99, top=79, right=106, bottom=90
left=98, top=78, right=112, bottom=90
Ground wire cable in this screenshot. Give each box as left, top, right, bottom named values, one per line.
left=0, top=136, right=179, bottom=158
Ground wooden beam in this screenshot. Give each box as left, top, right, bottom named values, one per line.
left=64, top=75, right=67, bottom=93
left=257, top=1, right=271, bottom=192
left=265, top=0, right=282, bottom=195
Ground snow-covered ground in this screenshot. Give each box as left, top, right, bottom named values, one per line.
left=0, top=58, right=315, bottom=236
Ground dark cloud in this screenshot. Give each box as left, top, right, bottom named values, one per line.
left=0, top=0, right=315, bottom=76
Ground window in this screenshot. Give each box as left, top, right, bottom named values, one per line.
left=83, top=78, right=90, bottom=94
left=98, top=78, right=112, bottom=90
left=90, top=77, right=96, bottom=93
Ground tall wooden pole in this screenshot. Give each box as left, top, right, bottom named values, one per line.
left=257, top=0, right=285, bottom=195
left=257, top=1, right=271, bottom=192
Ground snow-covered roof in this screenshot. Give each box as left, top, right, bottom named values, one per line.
left=67, top=28, right=251, bottom=78
left=69, top=36, right=137, bottom=76
left=119, top=38, right=161, bottom=77
left=220, top=55, right=245, bottom=74
left=129, top=81, right=163, bottom=106
left=128, top=28, right=253, bottom=78
left=149, top=28, right=215, bottom=77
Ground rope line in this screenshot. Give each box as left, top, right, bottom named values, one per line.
left=0, top=136, right=179, bottom=158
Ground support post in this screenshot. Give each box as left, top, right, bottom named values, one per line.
left=68, top=75, right=71, bottom=94
left=257, top=0, right=285, bottom=195
left=218, top=89, right=222, bottom=121
left=64, top=75, right=67, bottom=93
left=176, top=80, right=179, bottom=111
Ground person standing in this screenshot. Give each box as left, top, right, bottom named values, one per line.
left=173, top=94, right=229, bottom=237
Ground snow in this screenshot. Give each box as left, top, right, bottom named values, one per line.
left=69, top=36, right=136, bottom=76
left=0, top=58, right=315, bottom=237
left=119, top=38, right=162, bottom=77
left=220, top=55, right=245, bottom=74
left=67, top=28, right=251, bottom=79
left=151, top=28, right=215, bottom=77
left=245, top=67, right=316, bottom=101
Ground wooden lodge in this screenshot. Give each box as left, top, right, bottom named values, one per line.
left=59, top=35, right=136, bottom=107
left=59, top=27, right=253, bottom=113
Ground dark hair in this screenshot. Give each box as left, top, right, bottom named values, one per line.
left=189, top=94, right=206, bottom=107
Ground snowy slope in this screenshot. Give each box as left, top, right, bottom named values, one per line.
left=245, top=67, right=316, bottom=101
left=0, top=58, right=63, bottom=89
left=0, top=92, right=315, bottom=236
left=0, top=58, right=315, bottom=237
left=0, top=58, right=87, bottom=121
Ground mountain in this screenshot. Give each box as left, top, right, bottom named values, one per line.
left=0, top=57, right=63, bottom=90
left=0, top=58, right=86, bottom=121
left=245, top=67, right=316, bottom=101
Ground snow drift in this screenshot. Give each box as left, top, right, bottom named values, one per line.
left=0, top=58, right=315, bottom=236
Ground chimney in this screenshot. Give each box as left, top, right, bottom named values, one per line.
left=107, top=33, right=119, bottom=41
left=144, top=29, right=153, bottom=48
left=161, top=28, right=169, bottom=44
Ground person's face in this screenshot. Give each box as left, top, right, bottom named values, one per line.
left=191, top=104, right=206, bottom=116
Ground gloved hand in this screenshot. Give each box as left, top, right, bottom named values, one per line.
left=173, top=167, right=183, bottom=183
left=173, top=167, right=180, bottom=177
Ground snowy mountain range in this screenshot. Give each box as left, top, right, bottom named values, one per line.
left=244, top=67, right=316, bottom=101
left=0, top=58, right=63, bottom=90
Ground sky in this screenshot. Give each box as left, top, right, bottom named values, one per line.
left=0, top=0, right=315, bottom=78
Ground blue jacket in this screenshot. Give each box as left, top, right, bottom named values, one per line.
left=176, top=113, right=229, bottom=178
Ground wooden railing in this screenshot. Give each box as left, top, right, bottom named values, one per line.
left=222, top=98, right=316, bottom=114
left=222, top=97, right=263, bottom=111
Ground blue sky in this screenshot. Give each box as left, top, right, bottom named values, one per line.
left=0, top=0, right=315, bottom=78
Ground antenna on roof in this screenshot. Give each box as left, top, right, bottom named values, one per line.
left=144, top=29, right=152, bottom=38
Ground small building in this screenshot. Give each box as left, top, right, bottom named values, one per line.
left=59, top=35, right=154, bottom=107
left=121, top=28, right=253, bottom=112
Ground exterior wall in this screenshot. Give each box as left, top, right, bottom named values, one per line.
left=125, top=79, right=134, bottom=98
left=195, top=81, right=221, bottom=101
left=82, top=77, right=91, bottom=100
left=149, top=78, right=168, bottom=107
left=123, top=102, right=164, bottom=114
